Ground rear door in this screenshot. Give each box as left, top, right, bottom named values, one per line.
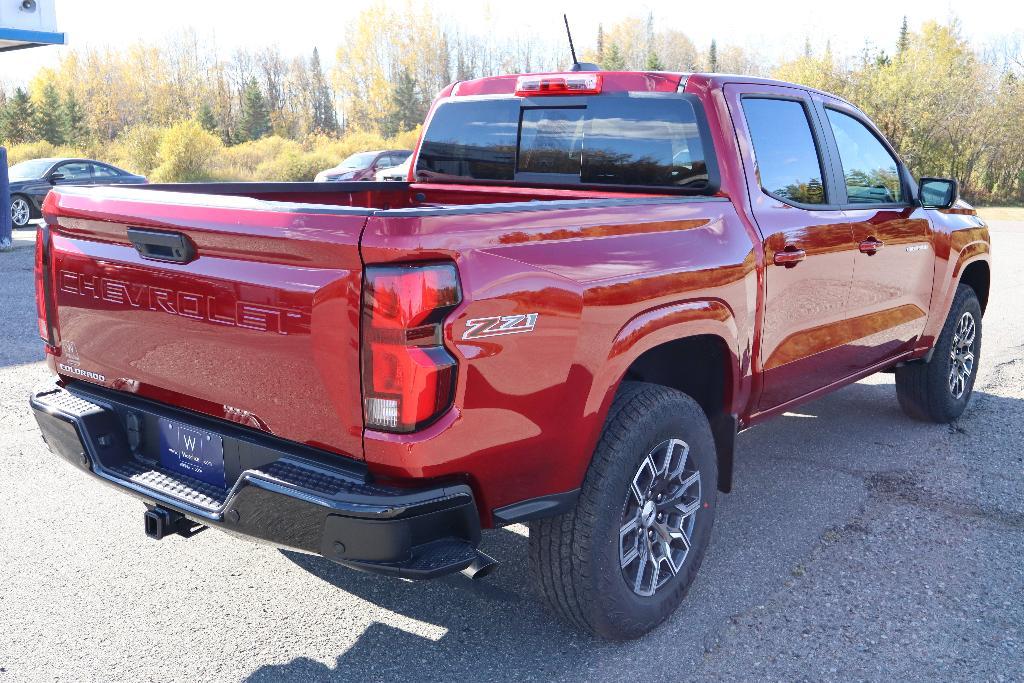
left=45, top=186, right=369, bottom=459
left=725, top=83, right=858, bottom=410
left=815, top=98, right=934, bottom=368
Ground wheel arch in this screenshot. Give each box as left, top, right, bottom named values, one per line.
left=958, top=258, right=990, bottom=314
left=588, top=299, right=743, bottom=494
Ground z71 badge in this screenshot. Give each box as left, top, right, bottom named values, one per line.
left=463, top=313, right=539, bottom=340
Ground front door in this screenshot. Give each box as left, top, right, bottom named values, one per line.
left=725, top=84, right=859, bottom=411
left=815, top=100, right=934, bottom=370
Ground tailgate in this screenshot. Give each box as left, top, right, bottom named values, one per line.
left=42, top=186, right=368, bottom=460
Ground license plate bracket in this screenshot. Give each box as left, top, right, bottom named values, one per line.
left=157, top=418, right=226, bottom=488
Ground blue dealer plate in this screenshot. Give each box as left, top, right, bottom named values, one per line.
left=157, top=418, right=225, bottom=488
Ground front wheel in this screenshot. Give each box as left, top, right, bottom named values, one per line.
left=896, top=283, right=982, bottom=422
left=528, top=382, right=717, bottom=640
left=11, top=196, right=32, bottom=228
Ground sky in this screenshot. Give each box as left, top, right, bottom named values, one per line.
left=1, top=0, right=1022, bottom=83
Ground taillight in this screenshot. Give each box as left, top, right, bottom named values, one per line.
left=361, top=263, right=461, bottom=433
left=34, top=223, right=58, bottom=349
left=515, top=73, right=602, bottom=96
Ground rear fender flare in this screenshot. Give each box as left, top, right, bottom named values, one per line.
left=585, top=298, right=742, bottom=434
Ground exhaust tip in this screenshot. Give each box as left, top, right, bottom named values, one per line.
left=461, top=550, right=499, bottom=580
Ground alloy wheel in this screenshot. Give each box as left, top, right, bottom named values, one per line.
left=11, top=198, right=30, bottom=227
left=949, top=311, right=976, bottom=399
left=619, top=438, right=701, bottom=597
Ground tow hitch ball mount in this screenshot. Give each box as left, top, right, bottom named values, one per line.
left=144, top=506, right=207, bottom=540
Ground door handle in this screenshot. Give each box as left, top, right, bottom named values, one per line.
left=859, top=237, right=884, bottom=254
left=773, top=246, right=806, bottom=267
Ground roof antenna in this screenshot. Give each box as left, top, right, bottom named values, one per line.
left=564, top=14, right=580, bottom=68
left=563, top=14, right=600, bottom=71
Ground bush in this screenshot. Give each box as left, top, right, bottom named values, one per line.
left=5, top=124, right=423, bottom=182
left=150, top=120, right=223, bottom=182
left=111, top=124, right=162, bottom=176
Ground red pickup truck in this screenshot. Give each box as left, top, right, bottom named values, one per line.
left=31, top=71, right=990, bottom=640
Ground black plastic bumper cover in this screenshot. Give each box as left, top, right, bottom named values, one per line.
left=30, top=380, right=481, bottom=579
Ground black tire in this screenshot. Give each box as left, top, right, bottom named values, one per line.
left=895, top=283, right=982, bottom=422
left=528, top=381, right=717, bottom=640
left=10, top=194, right=33, bottom=228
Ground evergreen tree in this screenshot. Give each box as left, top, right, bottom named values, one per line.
left=603, top=42, right=626, bottom=70
left=309, top=48, right=339, bottom=135
left=596, top=24, right=605, bottom=64
left=60, top=91, right=88, bottom=146
left=33, top=82, right=64, bottom=145
left=383, top=68, right=424, bottom=137
left=237, top=79, right=271, bottom=142
left=708, top=40, right=718, bottom=72
left=645, top=51, right=665, bottom=70
left=0, top=88, right=35, bottom=144
left=197, top=102, right=218, bottom=133
left=897, top=16, right=910, bottom=55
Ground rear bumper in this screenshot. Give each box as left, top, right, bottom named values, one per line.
left=30, top=380, right=481, bottom=579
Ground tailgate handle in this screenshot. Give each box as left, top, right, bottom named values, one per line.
left=127, top=228, right=196, bottom=264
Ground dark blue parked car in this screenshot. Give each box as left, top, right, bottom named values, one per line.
left=8, top=158, right=146, bottom=228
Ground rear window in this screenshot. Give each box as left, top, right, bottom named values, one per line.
left=416, top=96, right=712, bottom=191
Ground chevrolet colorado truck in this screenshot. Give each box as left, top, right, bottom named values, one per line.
left=30, top=71, right=990, bottom=640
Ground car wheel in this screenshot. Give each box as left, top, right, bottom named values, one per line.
left=895, top=283, right=982, bottom=422
left=528, top=381, right=717, bottom=640
left=10, top=195, right=32, bottom=228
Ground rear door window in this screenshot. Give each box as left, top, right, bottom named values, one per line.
left=741, top=98, right=827, bottom=205
left=416, top=96, right=711, bottom=190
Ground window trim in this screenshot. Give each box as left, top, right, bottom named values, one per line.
left=817, top=103, right=913, bottom=210
left=739, top=93, right=839, bottom=211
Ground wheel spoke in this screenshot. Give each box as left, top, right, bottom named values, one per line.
left=633, top=543, right=650, bottom=594
left=674, top=498, right=701, bottom=518
left=621, top=545, right=639, bottom=569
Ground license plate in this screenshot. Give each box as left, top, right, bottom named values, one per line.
left=157, top=418, right=225, bottom=488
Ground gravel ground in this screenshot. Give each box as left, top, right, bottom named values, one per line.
left=1, top=222, right=1021, bottom=682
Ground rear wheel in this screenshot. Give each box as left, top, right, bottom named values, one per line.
left=11, top=195, right=32, bottom=228
left=895, top=283, right=982, bottom=422
left=528, top=382, right=717, bottom=640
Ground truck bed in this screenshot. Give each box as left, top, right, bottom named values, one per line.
left=41, top=181, right=725, bottom=465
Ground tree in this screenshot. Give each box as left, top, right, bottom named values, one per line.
left=309, top=48, right=339, bottom=135
left=237, top=78, right=271, bottom=142
left=61, top=91, right=88, bottom=146
left=645, top=51, right=665, bottom=70
left=596, top=24, right=605, bottom=64
left=1, top=88, right=35, bottom=144
left=708, top=40, right=718, bottom=72
left=33, top=82, right=64, bottom=145
left=383, top=68, right=425, bottom=137
left=197, top=102, right=218, bottom=133
left=897, top=16, right=910, bottom=55
left=603, top=42, right=626, bottom=70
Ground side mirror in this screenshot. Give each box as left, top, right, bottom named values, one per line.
left=48, top=172, right=65, bottom=184
left=918, top=177, right=958, bottom=209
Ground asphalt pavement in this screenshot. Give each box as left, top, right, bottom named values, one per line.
left=1, top=222, right=1021, bottom=682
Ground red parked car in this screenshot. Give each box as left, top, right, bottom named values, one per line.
left=313, top=149, right=412, bottom=182
left=32, top=71, right=989, bottom=640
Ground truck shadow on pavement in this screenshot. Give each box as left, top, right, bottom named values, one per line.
left=244, top=377, right=1017, bottom=682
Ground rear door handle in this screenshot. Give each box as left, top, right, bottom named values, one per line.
left=127, top=228, right=196, bottom=264
left=773, top=246, right=806, bottom=267
left=859, top=237, right=884, bottom=254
